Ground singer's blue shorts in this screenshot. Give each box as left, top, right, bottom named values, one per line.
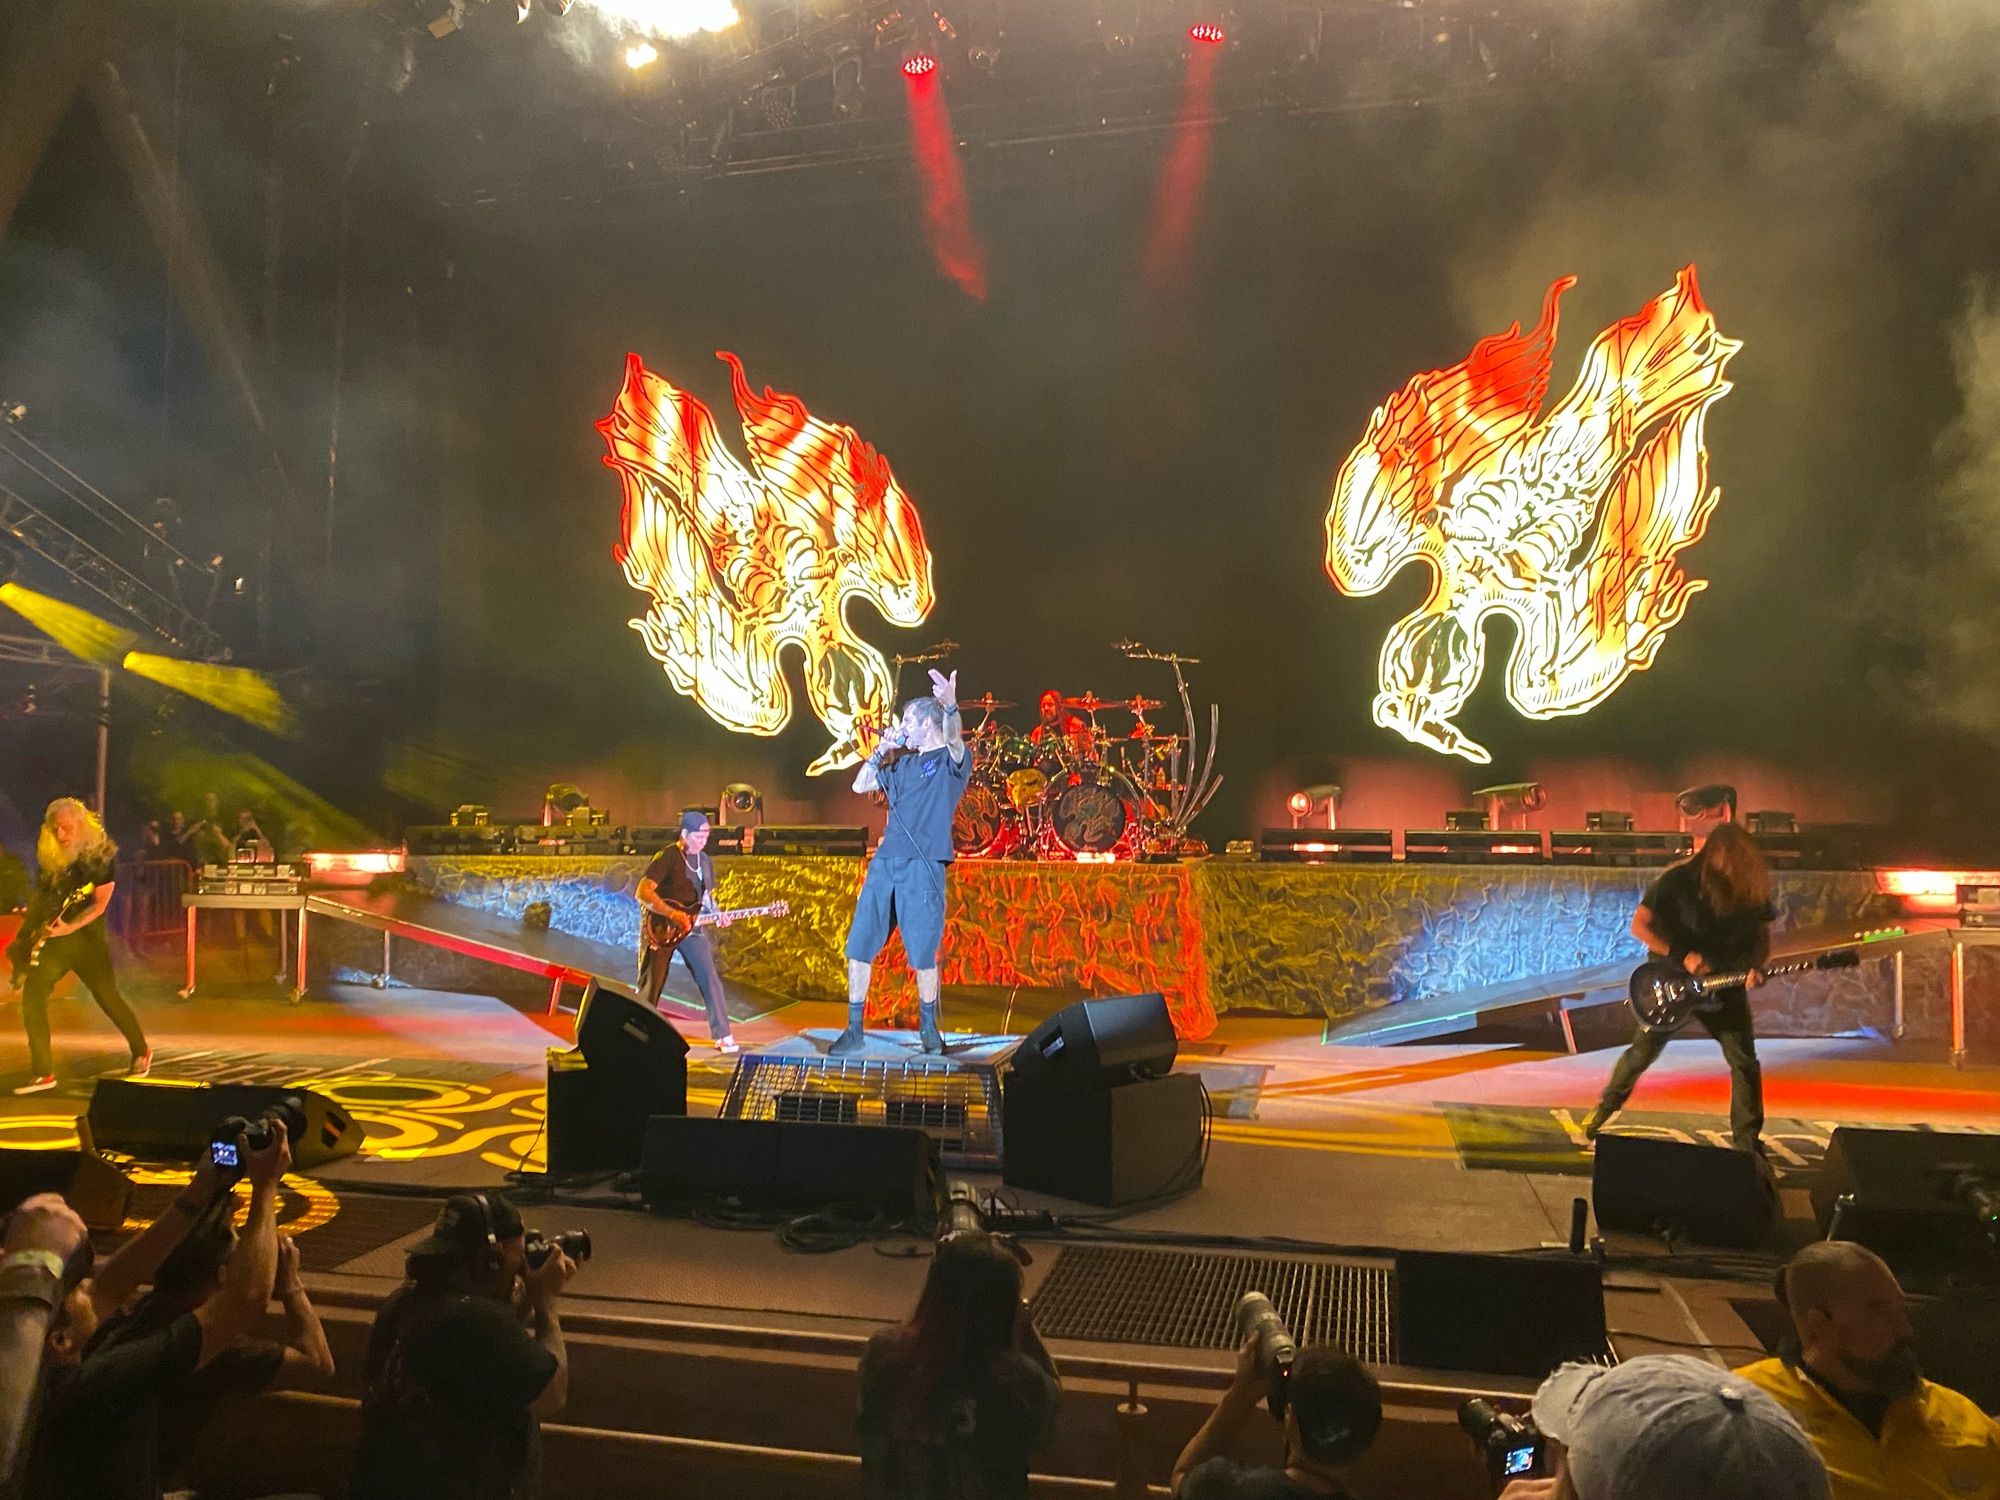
left=844, top=853, right=947, bottom=970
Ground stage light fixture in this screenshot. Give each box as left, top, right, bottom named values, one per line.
left=902, top=49, right=938, bottom=77
left=1674, top=782, right=1737, bottom=824
left=1287, top=783, right=1340, bottom=830
left=719, top=782, right=764, bottom=825
left=1189, top=21, right=1226, bottom=45
left=1287, top=791, right=1310, bottom=818
left=831, top=48, right=865, bottom=117
left=624, top=38, right=660, bottom=68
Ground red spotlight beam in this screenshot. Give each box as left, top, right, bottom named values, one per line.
left=902, top=65, right=987, bottom=301
left=1140, top=36, right=1223, bottom=298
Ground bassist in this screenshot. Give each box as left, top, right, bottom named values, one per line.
left=635, top=811, right=737, bottom=1055
left=1585, top=822, right=1773, bottom=1153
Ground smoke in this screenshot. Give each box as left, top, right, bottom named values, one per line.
left=1906, top=286, right=2000, bottom=740
left=1828, top=0, right=2000, bottom=121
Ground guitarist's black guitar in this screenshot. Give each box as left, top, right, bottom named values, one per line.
left=1628, top=947, right=1860, bottom=1032
left=5, top=883, right=98, bottom=986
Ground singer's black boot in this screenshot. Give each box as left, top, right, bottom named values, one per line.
left=829, top=1003, right=867, bottom=1056
left=919, top=1002, right=945, bottom=1056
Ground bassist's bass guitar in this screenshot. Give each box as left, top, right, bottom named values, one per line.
left=5, top=883, right=98, bottom=986
left=640, top=900, right=791, bottom=962
left=1628, top=947, right=1860, bottom=1032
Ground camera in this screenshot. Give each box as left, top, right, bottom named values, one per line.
left=1233, top=1291, right=1296, bottom=1419
left=206, top=1097, right=310, bottom=1183
left=1459, top=1397, right=1547, bottom=1488
left=941, top=1180, right=982, bottom=1239
left=523, top=1229, right=591, bottom=1270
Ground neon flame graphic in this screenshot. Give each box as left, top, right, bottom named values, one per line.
left=1323, top=267, right=1741, bottom=764
left=597, top=352, right=935, bottom=775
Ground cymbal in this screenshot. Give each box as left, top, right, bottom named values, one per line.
left=1120, top=695, right=1163, bottom=713
left=961, top=694, right=1015, bottom=712
left=1063, top=692, right=1110, bottom=714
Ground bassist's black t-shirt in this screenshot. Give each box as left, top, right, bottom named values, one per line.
left=1641, top=859, right=1775, bottom=972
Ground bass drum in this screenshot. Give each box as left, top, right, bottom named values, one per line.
left=1046, top=772, right=1132, bottom=855
left=952, top=781, right=1007, bottom=857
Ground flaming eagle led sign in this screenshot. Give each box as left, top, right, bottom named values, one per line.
left=597, top=352, right=935, bottom=775
left=1323, top=266, right=1741, bottom=765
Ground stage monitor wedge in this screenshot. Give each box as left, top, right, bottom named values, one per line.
left=639, top=1116, right=941, bottom=1223
left=1813, top=1127, right=2000, bottom=1270
left=1008, top=994, right=1177, bottom=1090
left=1394, top=1250, right=1607, bottom=1378
left=575, top=980, right=691, bottom=1072
left=0, top=1148, right=134, bottom=1231
left=1592, top=1133, right=1776, bottom=1249
left=87, top=1079, right=362, bottom=1169
left=1003, top=1072, right=1203, bottom=1207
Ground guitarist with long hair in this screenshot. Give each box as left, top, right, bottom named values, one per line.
left=3, top=798, right=152, bottom=1094
left=634, top=811, right=738, bottom=1055
left=1584, top=821, right=1775, bottom=1153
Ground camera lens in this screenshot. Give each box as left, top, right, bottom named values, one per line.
left=523, top=1229, right=591, bottom=1270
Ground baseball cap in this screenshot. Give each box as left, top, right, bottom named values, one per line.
left=408, top=1191, right=524, bottom=1259
left=680, top=810, right=710, bottom=834
left=1533, top=1355, right=1829, bottom=1500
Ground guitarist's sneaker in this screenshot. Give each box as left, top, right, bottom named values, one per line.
left=127, top=1050, right=153, bottom=1078
left=715, top=1037, right=740, bottom=1056
left=12, top=1076, right=56, bottom=1096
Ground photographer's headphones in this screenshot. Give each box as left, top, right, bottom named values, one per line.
left=465, top=1190, right=503, bottom=1273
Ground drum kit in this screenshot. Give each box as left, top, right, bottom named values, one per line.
left=953, top=691, right=1194, bottom=859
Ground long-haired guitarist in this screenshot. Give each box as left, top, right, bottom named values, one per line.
left=1585, top=821, right=1775, bottom=1152
left=634, top=810, right=737, bottom=1054
left=3, top=798, right=152, bottom=1094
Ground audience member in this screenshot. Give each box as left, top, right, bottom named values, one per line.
left=857, top=1230, right=1060, bottom=1500
left=22, top=1126, right=292, bottom=1500
left=186, top=795, right=232, bottom=867
left=1171, top=1335, right=1381, bottom=1499
left=0, top=1193, right=89, bottom=1484
left=1499, top=1354, right=1830, bottom=1500
left=349, top=1190, right=576, bottom=1500
left=163, top=811, right=195, bottom=866
left=1734, top=1241, right=2000, bottom=1499
left=231, top=808, right=273, bottom=863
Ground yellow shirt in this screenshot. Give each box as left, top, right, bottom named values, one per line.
left=1733, top=1357, right=2000, bottom=1500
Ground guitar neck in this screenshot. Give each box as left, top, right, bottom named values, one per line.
left=1703, top=956, right=1806, bottom=990
left=695, top=904, right=783, bottom=926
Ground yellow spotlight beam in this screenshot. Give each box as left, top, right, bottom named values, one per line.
left=0, top=581, right=139, bottom=665
left=122, top=652, right=297, bottom=736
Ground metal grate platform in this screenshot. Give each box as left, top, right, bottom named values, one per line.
left=1029, top=1245, right=1617, bottom=1371
left=720, top=1054, right=1003, bottom=1168
left=1031, top=1246, right=1396, bottom=1362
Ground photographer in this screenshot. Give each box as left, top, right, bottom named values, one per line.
left=1496, top=1355, right=1830, bottom=1500
left=856, top=1229, right=1060, bottom=1500
left=1171, top=1330, right=1382, bottom=1499
left=22, top=1123, right=292, bottom=1499
left=349, top=1190, right=577, bottom=1500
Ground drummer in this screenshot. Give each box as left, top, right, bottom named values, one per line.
left=1029, top=691, right=1092, bottom=761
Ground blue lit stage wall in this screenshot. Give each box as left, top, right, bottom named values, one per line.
left=385, top=856, right=1980, bottom=1044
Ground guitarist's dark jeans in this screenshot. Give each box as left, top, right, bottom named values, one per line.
left=637, top=930, right=732, bottom=1043
left=18, top=922, right=149, bottom=1077
left=1596, top=987, right=1764, bottom=1150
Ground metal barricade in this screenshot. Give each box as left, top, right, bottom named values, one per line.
left=112, top=858, right=192, bottom=951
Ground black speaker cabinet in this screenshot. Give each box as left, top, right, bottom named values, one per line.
left=576, top=981, right=691, bottom=1073
left=1002, top=1071, right=1203, bottom=1206
left=1394, top=1250, right=1607, bottom=1379
left=1813, top=1127, right=2000, bottom=1268
left=639, top=1117, right=941, bottom=1222
left=86, top=1079, right=362, bottom=1169
left=546, top=1054, right=686, bottom=1175
left=1593, top=1133, right=1777, bottom=1249
left=1008, top=994, right=1178, bottom=1090
left=0, top=1148, right=134, bottom=1231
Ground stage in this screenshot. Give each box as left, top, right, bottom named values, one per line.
left=2, top=935, right=1997, bottom=1495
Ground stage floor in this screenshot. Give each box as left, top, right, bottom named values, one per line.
left=5, top=946, right=1997, bottom=1389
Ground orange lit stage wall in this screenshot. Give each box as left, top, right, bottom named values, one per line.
left=598, top=352, right=935, bottom=776
left=1324, top=267, right=1741, bottom=765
